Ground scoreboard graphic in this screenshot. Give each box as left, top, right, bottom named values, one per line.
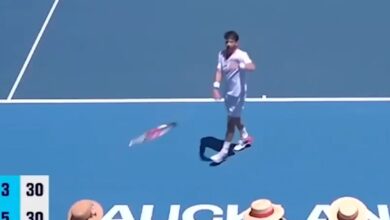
left=0, top=176, right=49, bottom=220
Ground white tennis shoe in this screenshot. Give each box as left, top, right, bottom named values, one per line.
left=233, top=136, right=253, bottom=151
left=210, top=150, right=228, bottom=163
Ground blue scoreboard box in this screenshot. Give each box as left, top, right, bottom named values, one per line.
left=0, top=175, right=49, bottom=220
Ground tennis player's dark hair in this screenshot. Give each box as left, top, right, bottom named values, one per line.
left=224, top=31, right=239, bottom=41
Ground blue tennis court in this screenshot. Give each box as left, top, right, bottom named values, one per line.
left=1, top=101, right=390, bottom=219
left=1, top=0, right=390, bottom=219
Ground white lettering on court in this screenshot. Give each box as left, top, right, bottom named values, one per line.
left=101, top=204, right=390, bottom=220
left=182, top=204, right=223, bottom=220
left=307, top=205, right=390, bottom=220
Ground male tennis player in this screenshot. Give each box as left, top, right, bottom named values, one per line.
left=210, top=31, right=256, bottom=163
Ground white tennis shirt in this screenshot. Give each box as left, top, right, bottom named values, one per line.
left=217, top=48, right=253, bottom=97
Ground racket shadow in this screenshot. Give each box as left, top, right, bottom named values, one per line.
left=199, top=136, right=236, bottom=163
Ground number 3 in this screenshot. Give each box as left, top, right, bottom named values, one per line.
left=1, top=183, right=9, bottom=196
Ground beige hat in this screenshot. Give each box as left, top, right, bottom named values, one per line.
left=328, top=197, right=369, bottom=220
left=67, top=199, right=104, bottom=220
left=244, top=199, right=285, bottom=220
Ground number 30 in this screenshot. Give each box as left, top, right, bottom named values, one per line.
left=26, top=183, right=44, bottom=196
left=27, top=212, right=43, bottom=220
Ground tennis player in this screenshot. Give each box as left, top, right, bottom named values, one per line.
left=210, top=31, right=256, bottom=163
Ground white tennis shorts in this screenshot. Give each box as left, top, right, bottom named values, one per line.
left=224, top=95, right=245, bottom=117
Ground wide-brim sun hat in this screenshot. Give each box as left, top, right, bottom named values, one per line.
left=67, top=199, right=104, bottom=220
left=328, top=196, right=368, bottom=220
left=244, top=199, right=285, bottom=220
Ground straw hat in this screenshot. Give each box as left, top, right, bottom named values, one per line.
left=328, top=197, right=369, bottom=220
left=244, top=199, right=285, bottom=220
left=67, top=199, right=104, bottom=220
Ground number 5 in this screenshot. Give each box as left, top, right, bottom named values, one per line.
left=1, top=212, right=9, bottom=220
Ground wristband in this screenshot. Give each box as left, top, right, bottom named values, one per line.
left=213, top=81, right=220, bottom=89
left=239, top=62, right=246, bottom=69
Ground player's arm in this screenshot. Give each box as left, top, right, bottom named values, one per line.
left=212, top=55, right=222, bottom=100
left=213, top=53, right=223, bottom=90
left=213, top=68, right=222, bottom=89
left=240, top=62, right=256, bottom=71
left=239, top=52, right=256, bottom=72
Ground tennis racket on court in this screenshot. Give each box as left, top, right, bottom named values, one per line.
left=129, top=122, right=177, bottom=147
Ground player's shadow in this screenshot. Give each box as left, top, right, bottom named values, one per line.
left=199, top=136, right=236, bottom=166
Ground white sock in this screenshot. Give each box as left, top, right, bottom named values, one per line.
left=240, top=127, right=248, bottom=139
left=221, top=141, right=230, bottom=153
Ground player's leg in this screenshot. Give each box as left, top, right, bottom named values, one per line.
left=234, top=117, right=253, bottom=151
left=236, top=117, right=248, bottom=138
left=223, top=95, right=239, bottom=149
left=210, top=116, right=235, bottom=163
left=233, top=97, right=253, bottom=151
left=224, top=115, right=236, bottom=149
left=210, top=95, right=237, bottom=163
left=225, top=116, right=236, bottom=143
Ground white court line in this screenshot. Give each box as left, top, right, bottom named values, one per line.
left=1, top=97, right=390, bottom=104
left=7, top=0, right=60, bottom=100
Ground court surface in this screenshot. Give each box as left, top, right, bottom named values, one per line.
left=1, top=0, right=390, bottom=219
